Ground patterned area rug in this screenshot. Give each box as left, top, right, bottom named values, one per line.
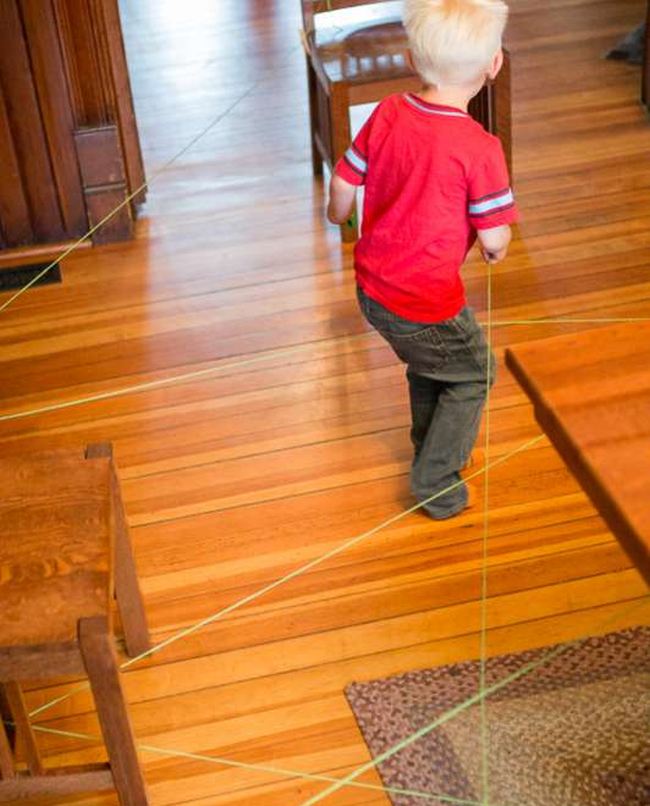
left=345, top=628, right=650, bottom=806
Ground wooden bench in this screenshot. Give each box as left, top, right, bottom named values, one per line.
left=0, top=443, right=151, bottom=804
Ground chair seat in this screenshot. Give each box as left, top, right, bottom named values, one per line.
left=311, top=10, right=412, bottom=85
left=0, top=452, right=112, bottom=648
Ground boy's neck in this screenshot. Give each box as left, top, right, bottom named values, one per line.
left=415, top=82, right=483, bottom=113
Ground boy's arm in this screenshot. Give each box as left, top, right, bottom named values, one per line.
left=477, top=224, right=512, bottom=264
left=327, top=174, right=357, bottom=225
left=328, top=105, right=379, bottom=226
left=468, top=137, right=518, bottom=262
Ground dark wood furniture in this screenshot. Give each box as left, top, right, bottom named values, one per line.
left=0, top=443, right=150, bottom=804
left=0, top=0, right=145, bottom=253
left=505, top=323, right=650, bottom=588
left=641, top=0, right=650, bottom=109
left=301, top=0, right=512, bottom=241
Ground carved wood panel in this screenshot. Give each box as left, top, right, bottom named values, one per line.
left=0, top=0, right=145, bottom=251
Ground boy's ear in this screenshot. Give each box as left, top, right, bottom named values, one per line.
left=488, top=48, right=504, bottom=81
left=406, top=48, right=415, bottom=73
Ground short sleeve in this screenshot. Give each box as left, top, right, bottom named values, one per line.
left=333, top=107, right=377, bottom=187
left=467, top=138, right=518, bottom=230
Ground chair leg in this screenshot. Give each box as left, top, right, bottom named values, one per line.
left=330, top=83, right=358, bottom=242
left=85, top=443, right=151, bottom=658
left=0, top=721, right=14, bottom=780
left=2, top=683, right=43, bottom=776
left=469, top=49, right=512, bottom=178
left=306, top=58, right=324, bottom=176
left=0, top=690, right=13, bottom=753
left=493, top=48, right=513, bottom=178
left=79, top=617, right=149, bottom=806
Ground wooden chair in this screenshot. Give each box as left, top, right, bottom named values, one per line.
left=301, top=0, right=513, bottom=241
left=0, top=443, right=150, bottom=804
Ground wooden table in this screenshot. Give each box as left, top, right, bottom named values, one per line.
left=505, top=322, right=650, bottom=587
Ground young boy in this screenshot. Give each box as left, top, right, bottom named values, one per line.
left=328, top=0, right=517, bottom=519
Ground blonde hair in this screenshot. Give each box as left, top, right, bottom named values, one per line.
left=403, top=0, right=509, bottom=86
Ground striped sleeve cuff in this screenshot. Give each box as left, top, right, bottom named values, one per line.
left=334, top=145, right=368, bottom=186
left=469, top=188, right=515, bottom=219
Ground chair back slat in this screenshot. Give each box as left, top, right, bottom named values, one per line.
left=301, top=0, right=393, bottom=35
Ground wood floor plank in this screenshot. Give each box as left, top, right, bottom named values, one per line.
left=1, top=0, right=649, bottom=802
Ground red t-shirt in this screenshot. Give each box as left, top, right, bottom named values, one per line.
left=335, top=92, right=518, bottom=323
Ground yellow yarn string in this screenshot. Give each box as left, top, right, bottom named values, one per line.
left=296, top=594, right=650, bottom=805
left=29, top=433, right=546, bottom=720
left=2, top=316, right=648, bottom=426
left=26, top=723, right=486, bottom=806
left=479, top=261, right=494, bottom=805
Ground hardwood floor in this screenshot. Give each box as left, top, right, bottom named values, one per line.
left=1, top=0, right=649, bottom=803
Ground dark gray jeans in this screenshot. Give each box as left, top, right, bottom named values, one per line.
left=357, top=286, right=495, bottom=519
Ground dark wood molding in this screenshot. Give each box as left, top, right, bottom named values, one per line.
left=0, top=1, right=65, bottom=244
left=102, top=0, right=147, bottom=205
left=0, top=239, right=91, bottom=269
left=641, top=0, right=650, bottom=109
left=20, top=0, right=87, bottom=237
left=53, top=0, right=116, bottom=127
left=0, top=0, right=145, bottom=253
left=74, top=125, right=133, bottom=243
left=0, top=84, right=33, bottom=249
left=54, top=0, right=146, bottom=208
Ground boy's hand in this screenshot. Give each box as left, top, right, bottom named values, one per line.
left=480, top=244, right=509, bottom=264
left=328, top=175, right=357, bottom=225
left=477, top=224, right=512, bottom=264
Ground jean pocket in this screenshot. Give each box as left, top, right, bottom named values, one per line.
left=384, top=325, right=449, bottom=372
left=451, top=308, right=495, bottom=379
